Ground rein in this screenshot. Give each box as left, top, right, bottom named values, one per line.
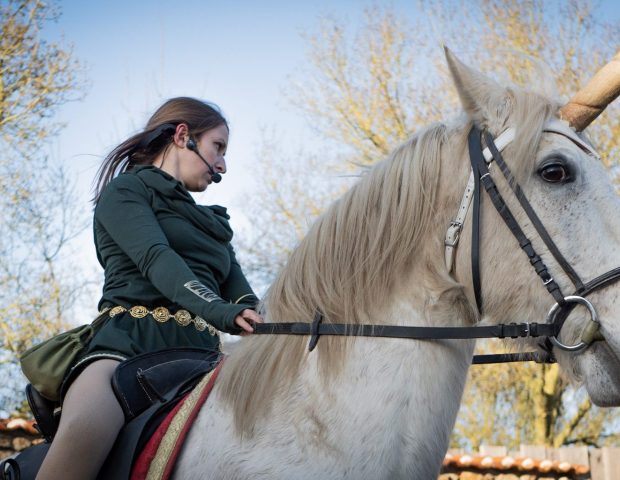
left=253, top=317, right=559, bottom=364
left=253, top=122, right=620, bottom=365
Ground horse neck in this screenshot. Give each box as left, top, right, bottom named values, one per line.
left=308, top=130, right=479, bottom=449
left=293, top=298, right=475, bottom=477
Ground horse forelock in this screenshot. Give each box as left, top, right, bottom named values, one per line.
left=501, top=88, right=560, bottom=184
left=217, top=85, right=563, bottom=437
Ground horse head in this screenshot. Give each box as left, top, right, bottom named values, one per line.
left=445, top=48, right=620, bottom=407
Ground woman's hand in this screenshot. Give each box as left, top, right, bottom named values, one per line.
left=234, top=309, right=263, bottom=335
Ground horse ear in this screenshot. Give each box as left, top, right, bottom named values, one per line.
left=444, top=46, right=508, bottom=130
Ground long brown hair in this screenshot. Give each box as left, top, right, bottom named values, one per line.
left=93, top=97, right=228, bottom=203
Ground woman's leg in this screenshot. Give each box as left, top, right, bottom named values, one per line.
left=36, top=359, right=124, bottom=480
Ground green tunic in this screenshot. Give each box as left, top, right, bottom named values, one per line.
left=65, top=165, right=257, bottom=387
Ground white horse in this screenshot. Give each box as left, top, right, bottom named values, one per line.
left=175, top=50, right=620, bottom=479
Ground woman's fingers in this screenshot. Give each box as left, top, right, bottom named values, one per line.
left=234, top=309, right=264, bottom=333
left=235, top=316, right=254, bottom=333
left=242, top=309, right=264, bottom=324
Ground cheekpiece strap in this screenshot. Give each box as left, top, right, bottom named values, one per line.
left=469, top=127, right=567, bottom=307
left=468, top=128, right=484, bottom=313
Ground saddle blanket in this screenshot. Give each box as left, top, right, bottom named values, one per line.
left=130, top=361, right=223, bottom=480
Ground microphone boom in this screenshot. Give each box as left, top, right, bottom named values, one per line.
left=186, top=138, right=222, bottom=183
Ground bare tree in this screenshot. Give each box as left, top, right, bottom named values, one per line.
left=0, top=0, right=87, bottom=416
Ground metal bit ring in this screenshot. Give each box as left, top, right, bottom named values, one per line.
left=546, top=295, right=600, bottom=353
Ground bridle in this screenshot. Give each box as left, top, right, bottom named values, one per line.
left=461, top=120, right=620, bottom=362
left=254, top=120, right=620, bottom=364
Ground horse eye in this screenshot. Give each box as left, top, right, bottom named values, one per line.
left=538, top=163, right=570, bottom=184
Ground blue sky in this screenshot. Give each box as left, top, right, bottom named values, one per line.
left=45, top=0, right=416, bottom=276
left=47, top=0, right=399, bottom=206
left=42, top=0, right=620, bottom=288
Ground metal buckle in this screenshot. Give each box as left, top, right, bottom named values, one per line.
left=444, top=221, right=462, bottom=247
left=546, top=296, right=600, bottom=353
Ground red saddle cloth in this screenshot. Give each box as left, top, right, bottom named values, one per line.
left=130, top=361, right=223, bottom=480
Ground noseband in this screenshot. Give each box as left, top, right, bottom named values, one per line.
left=253, top=121, right=620, bottom=365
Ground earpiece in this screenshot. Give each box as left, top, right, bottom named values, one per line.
left=135, top=123, right=177, bottom=152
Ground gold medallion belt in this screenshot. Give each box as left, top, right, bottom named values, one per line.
left=107, top=305, right=219, bottom=336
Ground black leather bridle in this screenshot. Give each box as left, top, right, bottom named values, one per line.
left=467, top=125, right=620, bottom=362
left=253, top=124, right=620, bottom=365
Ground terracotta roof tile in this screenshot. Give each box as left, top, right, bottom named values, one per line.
left=0, top=418, right=38, bottom=436
left=443, top=452, right=590, bottom=475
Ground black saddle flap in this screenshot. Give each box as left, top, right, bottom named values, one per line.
left=138, top=358, right=211, bottom=401
left=25, top=384, right=59, bottom=443
left=112, top=347, right=220, bottom=421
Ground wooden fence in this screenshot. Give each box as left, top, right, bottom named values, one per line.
left=443, top=445, right=620, bottom=480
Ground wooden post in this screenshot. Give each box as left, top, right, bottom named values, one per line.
left=600, top=447, right=620, bottom=480
left=589, top=448, right=605, bottom=480
left=479, top=445, right=507, bottom=456
left=519, top=444, right=548, bottom=461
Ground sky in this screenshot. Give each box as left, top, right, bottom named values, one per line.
left=46, top=1, right=398, bottom=205
left=43, top=0, right=415, bottom=280
left=41, top=0, right=620, bottom=296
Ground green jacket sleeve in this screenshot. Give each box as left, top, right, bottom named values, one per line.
left=95, top=174, right=246, bottom=334
left=220, top=244, right=259, bottom=307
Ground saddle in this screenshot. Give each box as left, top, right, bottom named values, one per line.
left=0, top=347, right=220, bottom=480
left=25, top=384, right=60, bottom=443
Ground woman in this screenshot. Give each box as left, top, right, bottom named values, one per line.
left=36, top=97, right=262, bottom=480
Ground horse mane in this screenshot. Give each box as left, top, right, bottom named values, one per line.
left=218, top=123, right=450, bottom=434
left=218, top=81, right=560, bottom=436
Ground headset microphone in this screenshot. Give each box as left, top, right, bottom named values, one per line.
left=186, top=138, right=222, bottom=183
